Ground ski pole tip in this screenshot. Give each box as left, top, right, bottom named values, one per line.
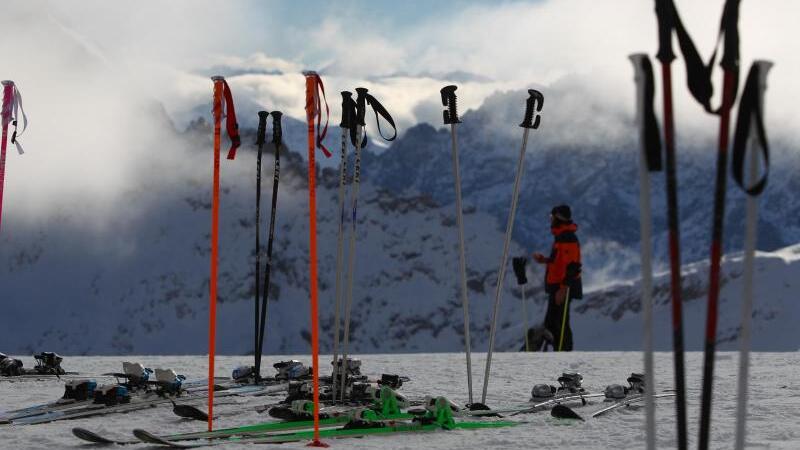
left=307, top=439, right=330, bottom=448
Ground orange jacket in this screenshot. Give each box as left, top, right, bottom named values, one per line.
left=544, top=222, right=582, bottom=297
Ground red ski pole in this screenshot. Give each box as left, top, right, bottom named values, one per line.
left=0, top=80, right=26, bottom=235
left=207, top=75, right=240, bottom=432
left=303, top=70, right=330, bottom=448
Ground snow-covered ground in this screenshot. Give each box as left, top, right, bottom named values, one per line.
left=1, top=352, right=798, bottom=449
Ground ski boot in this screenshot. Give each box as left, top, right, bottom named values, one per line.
left=0, top=353, right=23, bottom=376
left=33, top=352, right=65, bottom=375
left=63, top=379, right=97, bottom=401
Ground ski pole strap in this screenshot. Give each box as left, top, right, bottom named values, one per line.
left=638, top=57, right=663, bottom=172
left=351, top=87, right=397, bottom=147
left=339, top=91, right=356, bottom=129
left=366, top=93, right=397, bottom=141
left=512, top=257, right=527, bottom=286
left=211, top=78, right=241, bottom=160
left=271, top=111, right=283, bottom=146
left=303, top=71, right=331, bottom=157
left=520, top=89, right=543, bottom=129
left=658, top=0, right=741, bottom=114
left=440, top=85, right=461, bottom=125
left=256, top=111, right=269, bottom=146
left=732, top=61, right=772, bottom=197
left=2, top=81, right=27, bottom=155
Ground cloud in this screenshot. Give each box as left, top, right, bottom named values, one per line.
left=0, top=0, right=796, bottom=227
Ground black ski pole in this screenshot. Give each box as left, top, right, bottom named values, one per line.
left=255, top=111, right=283, bottom=381
left=732, top=60, right=772, bottom=450
left=481, top=89, right=543, bottom=405
left=253, top=111, right=269, bottom=380
left=699, top=2, right=741, bottom=448
left=441, top=85, right=474, bottom=404
left=629, top=53, right=663, bottom=450
left=654, top=2, right=687, bottom=447
left=331, top=91, right=355, bottom=404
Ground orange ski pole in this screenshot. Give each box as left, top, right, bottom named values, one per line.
left=303, top=70, right=330, bottom=448
left=207, top=75, right=240, bottom=432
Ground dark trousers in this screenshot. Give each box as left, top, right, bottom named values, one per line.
left=544, top=291, right=573, bottom=351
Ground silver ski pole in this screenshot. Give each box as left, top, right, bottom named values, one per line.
left=339, top=88, right=368, bottom=402
left=441, top=85, right=474, bottom=405
left=629, top=53, right=660, bottom=450
left=735, top=60, right=773, bottom=450
left=481, top=89, right=543, bottom=405
left=331, top=92, right=354, bottom=404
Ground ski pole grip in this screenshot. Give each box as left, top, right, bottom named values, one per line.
left=340, top=91, right=355, bottom=128
left=440, top=85, right=461, bottom=125
left=355, top=88, right=368, bottom=126
left=520, top=89, right=544, bottom=129
left=256, top=111, right=269, bottom=145
left=271, top=111, right=283, bottom=146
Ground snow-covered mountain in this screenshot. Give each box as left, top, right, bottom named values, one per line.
left=2, top=93, right=798, bottom=354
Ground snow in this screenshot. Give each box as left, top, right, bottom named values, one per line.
left=1, top=352, right=798, bottom=449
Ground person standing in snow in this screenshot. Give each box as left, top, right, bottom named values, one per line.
left=532, top=204, right=583, bottom=351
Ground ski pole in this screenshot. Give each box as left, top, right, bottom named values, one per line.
left=557, top=287, right=571, bottom=352
left=511, top=257, right=529, bottom=351
left=303, top=70, right=330, bottom=448
left=339, top=87, right=367, bottom=403
left=253, top=111, right=269, bottom=380
left=522, top=283, right=529, bottom=352
left=732, top=61, right=772, bottom=450
left=441, top=85, right=474, bottom=404
left=481, top=89, right=543, bottom=405
left=331, top=91, right=355, bottom=404
left=0, top=80, right=26, bottom=235
left=208, top=75, right=241, bottom=432
left=339, top=87, right=396, bottom=402
left=654, top=2, right=688, bottom=446
left=629, top=53, right=663, bottom=450
left=255, top=111, right=283, bottom=383
left=699, top=2, right=741, bottom=447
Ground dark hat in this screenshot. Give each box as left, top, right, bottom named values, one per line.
left=551, top=204, right=572, bottom=221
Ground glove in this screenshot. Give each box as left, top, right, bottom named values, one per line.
left=533, top=253, right=547, bottom=264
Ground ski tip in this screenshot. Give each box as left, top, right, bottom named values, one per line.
left=172, top=403, right=209, bottom=422
left=551, top=404, right=584, bottom=421
left=72, top=427, right=118, bottom=445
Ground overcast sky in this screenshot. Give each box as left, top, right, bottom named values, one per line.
left=0, top=0, right=796, bottom=224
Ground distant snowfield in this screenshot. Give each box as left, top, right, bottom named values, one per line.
left=1, top=352, right=798, bottom=449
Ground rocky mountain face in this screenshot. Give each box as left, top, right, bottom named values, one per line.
left=2, top=90, right=798, bottom=355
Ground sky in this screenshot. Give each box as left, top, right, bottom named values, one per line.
left=0, top=0, right=797, bottom=225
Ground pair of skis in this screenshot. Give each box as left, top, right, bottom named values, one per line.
left=441, top=85, right=545, bottom=406
left=632, top=1, right=773, bottom=449
left=73, top=395, right=515, bottom=448
left=329, top=87, right=396, bottom=404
